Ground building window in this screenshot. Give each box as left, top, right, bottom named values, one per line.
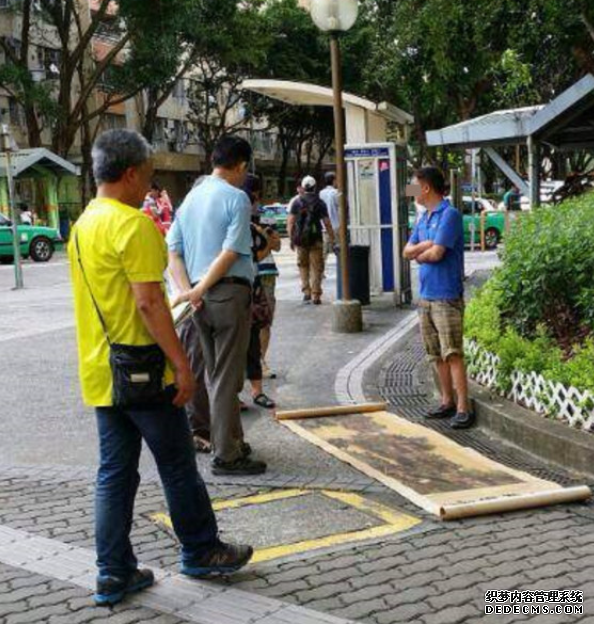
left=154, top=118, right=166, bottom=145
left=102, top=113, right=126, bottom=131
left=95, top=16, right=121, bottom=39
left=43, top=47, right=61, bottom=77
left=35, top=46, right=60, bottom=78
left=4, top=37, right=21, bottom=59
left=0, top=0, right=12, bottom=9
left=251, top=130, right=277, bottom=158
left=97, top=64, right=119, bottom=92
left=8, top=98, right=23, bottom=127
left=172, top=79, right=186, bottom=102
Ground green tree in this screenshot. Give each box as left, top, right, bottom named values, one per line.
left=0, top=1, right=212, bottom=156
left=118, top=0, right=239, bottom=143
left=186, top=0, right=270, bottom=167
left=358, top=0, right=594, bottom=165
left=254, top=0, right=331, bottom=191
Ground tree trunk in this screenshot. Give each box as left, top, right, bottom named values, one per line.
left=142, top=89, right=160, bottom=142
left=79, top=120, right=94, bottom=208
left=24, top=107, right=42, bottom=148
left=278, top=143, right=291, bottom=197
left=305, top=140, right=314, bottom=173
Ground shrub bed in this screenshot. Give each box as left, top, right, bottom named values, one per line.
left=465, top=192, right=594, bottom=423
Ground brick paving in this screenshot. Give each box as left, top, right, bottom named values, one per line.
left=228, top=327, right=594, bottom=624
left=0, top=562, right=187, bottom=624
left=230, top=498, right=594, bottom=624
left=2, top=287, right=594, bottom=622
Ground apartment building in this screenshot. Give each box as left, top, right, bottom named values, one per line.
left=0, top=0, right=289, bottom=216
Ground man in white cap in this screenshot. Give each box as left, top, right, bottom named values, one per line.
left=287, top=175, right=335, bottom=305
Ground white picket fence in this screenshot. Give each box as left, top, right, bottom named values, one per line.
left=465, top=339, right=594, bottom=431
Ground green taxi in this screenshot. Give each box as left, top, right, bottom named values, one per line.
left=258, top=203, right=288, bottom=236
left=460, top=197, right=505, bottom=249
left=408, top=198, right=505, bottom=250
left=0, top=213, right=63, bottom=262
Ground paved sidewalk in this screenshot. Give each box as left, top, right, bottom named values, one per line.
left=2, top=253, right=594, bottom=623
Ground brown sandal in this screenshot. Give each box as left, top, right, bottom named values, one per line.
left=193, top=436, right=211, bottom=454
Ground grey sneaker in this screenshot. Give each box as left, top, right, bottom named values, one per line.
left=426, top=404, right=457, bottom=419
left=181, top=542, right=253, bottom=578
left=94, top=568, right=154, bottom=606
left=450, top=412, right=476, bottom=429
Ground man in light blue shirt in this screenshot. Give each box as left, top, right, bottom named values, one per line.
left=168, top=136, right=267, bottom=477
left=168, top=177, right=254, bottom=285
left=319, top=171, right=340, bottom=232
left=319, top=172, right=340, bottom=259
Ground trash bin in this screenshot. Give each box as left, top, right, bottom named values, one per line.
left=336, top=245, right=370, bottom=305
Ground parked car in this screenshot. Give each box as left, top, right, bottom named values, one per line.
left=460, top=197, right=505, bottom=249
left=0, top=213, right=63, bottom=263
left=258, top=203, right=288, bottom=236
left=408, top=197, right=505, bottom=250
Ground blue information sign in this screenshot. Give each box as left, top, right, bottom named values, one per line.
left=345, top=147, right=391, bottom=159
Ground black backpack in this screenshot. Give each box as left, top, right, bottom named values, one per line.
left=291, top=198, right=322, bottom=248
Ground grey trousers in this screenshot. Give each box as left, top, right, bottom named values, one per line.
left=177, top=316, right=211, bottom=441
left=194, top=282, right=251, bottom=462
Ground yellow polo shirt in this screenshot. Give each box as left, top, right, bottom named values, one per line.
left=69, top=197, right=174, bottom=407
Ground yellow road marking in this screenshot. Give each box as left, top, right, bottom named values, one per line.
left=322, top=490, right=413, bottom=526
left=151, top=489, right=421, bottom=564
left=251, top=523, right=416, bottom=563
left=150, top=489, right=308, bottom=532
left=152, top=512, right=174, bottom=530
left=212, top=489, right=307, bottom=511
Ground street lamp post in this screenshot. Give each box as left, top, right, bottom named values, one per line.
left=0, top=123, right=24, bottom=290
left=310, top=0, right=362, bottom=333
left=329, top=31, right=349, bottom=301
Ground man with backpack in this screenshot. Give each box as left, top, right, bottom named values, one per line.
left=288, top=176, right=335, bottom=305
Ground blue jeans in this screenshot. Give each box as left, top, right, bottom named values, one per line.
left=95, top=389, right=218, bottom=578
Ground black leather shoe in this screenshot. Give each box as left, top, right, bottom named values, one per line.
left=94, top=568, right=154, bottom=606
left=426, top=404, right=457, bottom=419
left=450, top=412, right=476, bottom=429
left=211, top=456, right=267, bottom=476
left=181, top=542, right=253, bottom=578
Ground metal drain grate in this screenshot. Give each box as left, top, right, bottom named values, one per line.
left=377, top=331, right=586, bottom=489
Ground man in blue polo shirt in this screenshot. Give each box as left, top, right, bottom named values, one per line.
left=404, top=166, right=474, bottom=429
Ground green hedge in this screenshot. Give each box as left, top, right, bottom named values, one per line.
left=465, top=192, right=594, bottom=395
left=497, top=193, right=594, bottom=343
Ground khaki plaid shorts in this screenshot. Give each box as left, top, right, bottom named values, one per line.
left=260, top=274, right=277, bottom=323
left=418, top=298, right=465, bottom=362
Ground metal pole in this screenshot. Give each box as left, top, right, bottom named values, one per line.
left=1, top=125, right=23, bottom=289
left=470, top=149, right=476, bottom=252
left=330, top=32, right=350, bottom=301
left=450, top=169, right=462, bottom=212
left=6, top=152, right=23, bottom=289
left=527, top=135, right=541, bottom=208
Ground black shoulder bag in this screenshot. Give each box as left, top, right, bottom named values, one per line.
left=75, top=232, right=166, bottom=408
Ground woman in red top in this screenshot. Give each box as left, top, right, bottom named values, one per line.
left=142, top=181, right=172, bottom=236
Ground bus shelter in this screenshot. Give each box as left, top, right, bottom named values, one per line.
left=426, top=74, right=594, bottom=207
left=0, top=148, right=80, bottom=230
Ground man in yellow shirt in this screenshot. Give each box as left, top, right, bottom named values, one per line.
left=70, top=129, right=252, bottom=607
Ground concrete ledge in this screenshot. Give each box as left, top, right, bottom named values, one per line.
left=470, top=380, right=594, bottom=479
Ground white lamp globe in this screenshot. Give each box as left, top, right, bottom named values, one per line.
left=310, top=0, right=359, bottom=33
